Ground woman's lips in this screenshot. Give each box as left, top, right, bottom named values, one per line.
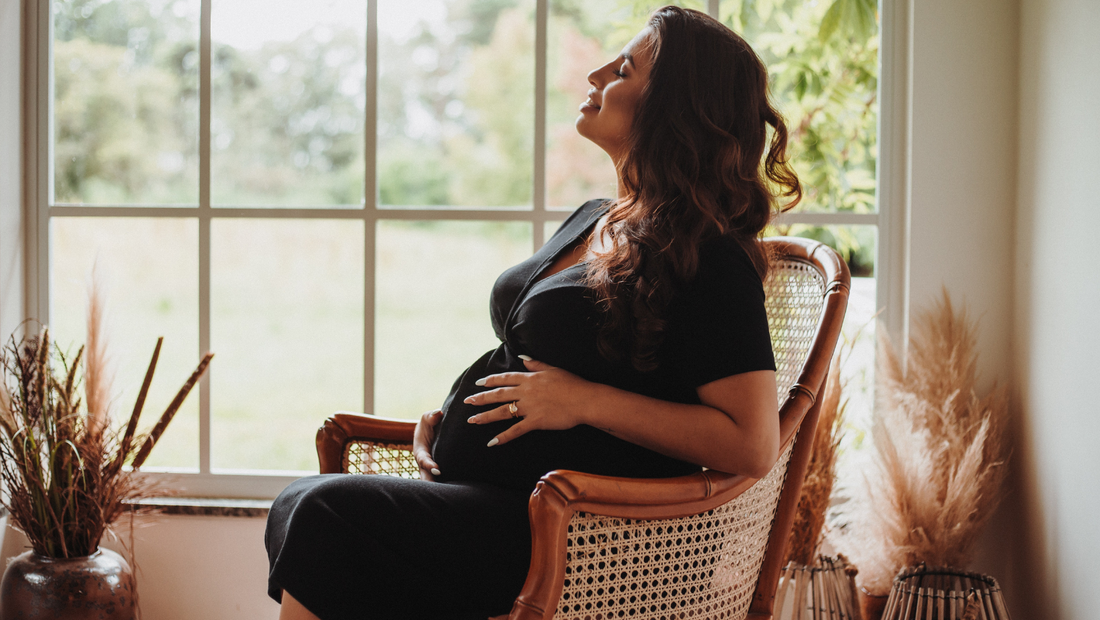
left=579, top=99, right=601, bottom=112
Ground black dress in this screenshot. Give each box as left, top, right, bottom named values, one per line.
left=265, top=199, right=776, bottom=619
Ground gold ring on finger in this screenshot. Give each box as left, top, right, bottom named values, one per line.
left=508, top=401, right=520, bottom=419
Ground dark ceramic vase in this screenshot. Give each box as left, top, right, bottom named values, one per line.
left=0, top=548, right=135, bottom=620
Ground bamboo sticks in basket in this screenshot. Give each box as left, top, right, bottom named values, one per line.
left=880, top=566, right=1011, bottom=620
left=774, top=554, right=863, bottom=620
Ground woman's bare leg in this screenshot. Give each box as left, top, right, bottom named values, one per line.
left=278, top=591, right=321, bottom=620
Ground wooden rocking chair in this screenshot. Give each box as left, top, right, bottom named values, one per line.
left=315, top=237, right=850, bottom=620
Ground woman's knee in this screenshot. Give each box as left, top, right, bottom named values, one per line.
left=266, top=475, right=348, bottom=551
left=273, top=475, right=345, bottom=513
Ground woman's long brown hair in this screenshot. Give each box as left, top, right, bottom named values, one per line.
left=586, top=6, right=801, bottom=372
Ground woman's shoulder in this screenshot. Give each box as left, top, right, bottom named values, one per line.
left=543, top=198, right=610, bottom=245
left=664, top=234, right=776, bottom=383
left=690, top=234, right=763, bottom=291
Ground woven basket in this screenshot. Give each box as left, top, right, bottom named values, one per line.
left=774, top=555, right=862, bottom=620
left=881, top=565, right=1011, bottom=620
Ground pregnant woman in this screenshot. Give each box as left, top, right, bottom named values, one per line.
left=265, top=6, right=801, bottom=619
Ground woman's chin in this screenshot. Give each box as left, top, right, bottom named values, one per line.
left=574, top=114, right=589, bottom=137
left=575, top=113, right=600, bottom=139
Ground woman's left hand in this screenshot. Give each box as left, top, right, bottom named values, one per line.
left=463, top=357, right=599, bottom=447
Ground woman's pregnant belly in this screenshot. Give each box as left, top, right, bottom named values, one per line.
left=431, top=347, right=698, bottom=492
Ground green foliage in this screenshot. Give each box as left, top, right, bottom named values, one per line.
left=54, top=0, right=194, bottom=52
left=211, top=27, right=366, bottom=205
left=54, top=37, right=196, bottom=203
left=444, top=6, right=534, bottom=206
left=373, top=1, right=536, bottom=207
left=53, top=0, right=197, bottom=204
left=378, top=143, right=450, bottom=206
left=819, top=0, right=877, bottom=43
left=774, top=223, right=876, bottom=276
left=723, top=0, right=879, bottom=271
left=460, top=0, right=522, bottom=45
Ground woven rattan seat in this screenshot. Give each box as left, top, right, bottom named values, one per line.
left=315, top=237, right=850, bottom=620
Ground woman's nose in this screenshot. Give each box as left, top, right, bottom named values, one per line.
left=587, top=67, right=600, bottom=88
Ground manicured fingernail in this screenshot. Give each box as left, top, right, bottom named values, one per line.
left=463, top=396, right=474, bottom=404
left=518, top=354, right=532, bottom=361
left=430, top=468, right=441, bottom=476
left=474, top=377, right=487, bottom=386
left=487, top=438, right=499, bottom=447
left=467, top=416, right=478, bottom=424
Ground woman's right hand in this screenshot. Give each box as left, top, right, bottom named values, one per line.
left=413, top=409, right=444, bottom=481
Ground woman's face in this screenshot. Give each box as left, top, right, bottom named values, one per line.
left=575, top=28, right=655, bottom=163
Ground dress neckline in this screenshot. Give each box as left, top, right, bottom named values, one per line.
left=502, top=200, right=608, bottom=332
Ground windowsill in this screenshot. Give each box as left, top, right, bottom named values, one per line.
left=127, top=497, right=272, bottom=518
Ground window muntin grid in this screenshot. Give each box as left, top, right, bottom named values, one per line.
left=35, top=0, right=884, bottom=498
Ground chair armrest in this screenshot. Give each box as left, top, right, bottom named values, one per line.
left=315, top=411, right=417, bottom=474
left=537, top=468, right=760, bottom=517
left=510, top=386, right=821, bottom=620
left=509, top=468, right=763, bottom=620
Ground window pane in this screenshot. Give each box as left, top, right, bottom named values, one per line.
left=211, top=0, right=366, bottom=207
left=376, top=220, right=531, bottom=417
left=50, top=218, right=200, bottom=469
left=377, top=1, right=534, bottom=209
left=721, top=0, right=879, bottom=214
left=53, top=0, right=199, bottom=205
left=840, top=274, right=876, bottom=438
left=544, top=219, right=567, bottom=247
left=769, top=223, right=877, bottom=440
left=545, top=1, right=702, bottom=210
left=211, top=220, right=364, bottom=471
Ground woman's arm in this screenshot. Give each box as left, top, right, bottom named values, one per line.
left=464, top=358, right=780, bottom=479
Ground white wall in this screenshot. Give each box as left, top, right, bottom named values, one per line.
left=904, top=2, right=1100, bottom=618
left=0, top=0, right=22, bottom=340
left=905, top=0, right=1024, bottom=608
left=907, top=0, right=1019, bottom=391
left=1013, top=0, right=1100, bottom=618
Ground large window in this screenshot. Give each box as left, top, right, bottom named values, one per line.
left=33, top=0, right=882, bottom=498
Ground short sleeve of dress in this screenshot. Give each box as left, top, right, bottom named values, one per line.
left=662, top=236, right=776, bottom=388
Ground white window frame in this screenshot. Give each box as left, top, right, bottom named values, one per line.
left=18, top=0, right=903, bottom=499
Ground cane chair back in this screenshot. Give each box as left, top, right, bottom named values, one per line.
left=549, top=438, right=797, bottom=620
left=315, top=237, right=850, bottom=620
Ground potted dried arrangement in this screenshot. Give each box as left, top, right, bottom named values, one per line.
left=774, top=351, right=862, bottom=620
left=830, top=291, right=1010, bottom=620
left=881, top=565, right=1010, bottom=620
left=0, top=290, right=213, bottom=620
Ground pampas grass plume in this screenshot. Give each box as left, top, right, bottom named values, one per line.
left=84, top=266, right=113, bottom=442
left=832, top=289, right=1009, bottom=595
